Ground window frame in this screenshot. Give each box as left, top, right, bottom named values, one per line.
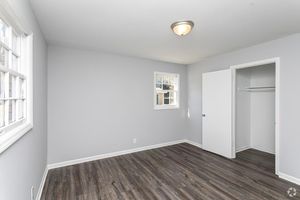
left=154, top=71, right=180, bottom=110
left=0, top=1, right=33, bottom=154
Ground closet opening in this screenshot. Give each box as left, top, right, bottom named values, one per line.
left=231, top=58, right=280, bottom=175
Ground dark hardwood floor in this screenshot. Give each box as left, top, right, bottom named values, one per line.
left=41, top=143, right=300, bottom=200
left=236, top=148, right=276, bottom=174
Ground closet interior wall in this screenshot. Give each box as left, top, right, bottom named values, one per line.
left=236, top=64, right=276, bottom=154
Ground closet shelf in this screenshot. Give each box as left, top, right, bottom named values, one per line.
left=238, top=86, right=275, bottom=92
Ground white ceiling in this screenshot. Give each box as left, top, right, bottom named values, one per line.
left=29, top=0, right=300, bottom=64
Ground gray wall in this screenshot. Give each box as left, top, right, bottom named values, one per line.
left=0, top=0, right=48, bottom=199
left=187, top=33, right=300, bottom=179
left=47, top=46, right=188, bottom=164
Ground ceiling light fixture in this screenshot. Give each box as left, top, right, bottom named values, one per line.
left=171, top=20, right=194, bottom=36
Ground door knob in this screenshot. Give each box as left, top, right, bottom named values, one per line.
left=202, top=114, right=206, bottom=117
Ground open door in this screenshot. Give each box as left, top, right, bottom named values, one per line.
left=202, top=69, right=234, bottom=158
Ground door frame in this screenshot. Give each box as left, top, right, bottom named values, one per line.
left=230, top=57, right=280, bottom=175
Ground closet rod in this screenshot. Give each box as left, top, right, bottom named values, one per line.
left=238, top=86, right=275, bottom=92
left=247, top=86, right=275, bottom=89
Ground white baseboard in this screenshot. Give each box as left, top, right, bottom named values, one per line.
left=278, top=172, right=300, bottom=186
left=36, top=166, right=49, bottom=200
left=185, top=140, right=202, bottom=148
left=236, top=146, right=251, bottom=153
left=250, top=146, right=275, bottom=155
left=48, top=139, right=187, bottom=169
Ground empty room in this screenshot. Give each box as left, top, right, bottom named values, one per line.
left=1, top=0, right=300, bottom=199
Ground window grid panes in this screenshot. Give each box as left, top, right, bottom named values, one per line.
left=0, top=101, right=4, bottom=128
left=12, top=31, right=20, bottom=55
left=0, top=72, right=5, bottom=98
left=12, top=54, right=19, bottom=71
left=154, top=72, right=179, bottom=109
left=9, top=100, right=16, bottom=123
left=0, top=17, right=26, bottom=131
left=0, top=19, right=10, bottom=45
left=0, top=45, right=9, bottom=68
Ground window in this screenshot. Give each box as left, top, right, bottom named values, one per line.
left=154, top=72, right=179, bottom=110
left=0, top=6, right=33, bottom=154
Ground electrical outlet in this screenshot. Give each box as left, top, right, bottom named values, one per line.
left=133, top=138, right=137, bottom=144
left=31, top=186, right=35, bottom=200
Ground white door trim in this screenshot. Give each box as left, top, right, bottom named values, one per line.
left=230, top=57, right=280, bottom=175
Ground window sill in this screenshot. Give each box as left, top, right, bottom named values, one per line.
left=154, top=105, right=180, bottom=110
left=0, top=122, right=33, bottom=154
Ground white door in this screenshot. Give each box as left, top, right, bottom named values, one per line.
left=202, top=69, right=234, bottom=158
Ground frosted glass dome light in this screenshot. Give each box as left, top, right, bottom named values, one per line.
left=171, top=21, right=194, bottom=36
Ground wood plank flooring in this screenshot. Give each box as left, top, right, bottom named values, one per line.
left=41, top=143, right=300, bottom=200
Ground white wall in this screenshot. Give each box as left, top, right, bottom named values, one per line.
left=47, top=46, right=188, bottom=164
left=187, top=33, right=300, bottom=180
left=250, top=64, right=275, bottom=154
left=235, top=68, right=251, bottom=152
left=0, top=0, right=48, bottom=200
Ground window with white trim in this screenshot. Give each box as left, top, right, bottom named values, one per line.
left=0, top=8, right=33, bottom=154
left=154, top=72, right=179, bottom=110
